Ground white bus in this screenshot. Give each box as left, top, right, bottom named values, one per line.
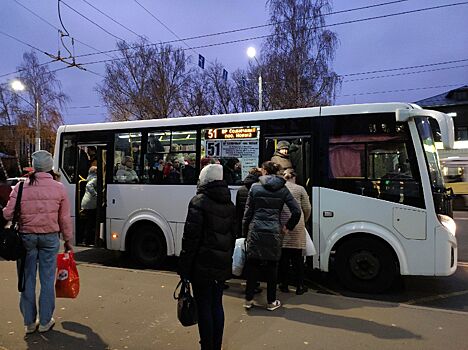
left=54, top=102, right=457, bottom=292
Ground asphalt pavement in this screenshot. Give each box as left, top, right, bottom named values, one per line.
left=1, top=261, right=468, bottom=350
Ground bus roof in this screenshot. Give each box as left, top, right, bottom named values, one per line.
left=59, top=102, right=416, bottom=133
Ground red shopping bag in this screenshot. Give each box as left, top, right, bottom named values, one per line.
left=55, top=252, right=80, bottom=298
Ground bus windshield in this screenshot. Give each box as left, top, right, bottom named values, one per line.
left=415, top=117, right=444, bottom=190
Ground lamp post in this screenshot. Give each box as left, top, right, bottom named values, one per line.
left=247, top=47, right=263, bottom=111
left=11, top=80, right=41, bottom=151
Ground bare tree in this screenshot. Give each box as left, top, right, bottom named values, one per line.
left=230, top=69, right=258, bottom=113
left=180, top=71, right=216, bottom=116
left=261, top=0, right=341, bottom=109
left=97, top=40, right=191, bottom=120
left=14, top=51, right=68, bottom=152
left=203, top=62, right=234, bottom=115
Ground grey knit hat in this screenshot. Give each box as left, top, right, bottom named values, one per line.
left=199, top=164, right=223, bottom=185
left=277, top=140, right=290, bottom=150
left=32, top=150, right=54, bottom=172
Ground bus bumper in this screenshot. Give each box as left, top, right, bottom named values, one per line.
left=435, top=225, right=458, bottom=276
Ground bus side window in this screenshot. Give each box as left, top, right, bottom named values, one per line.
left=114, top=132, right=141, bottom=184
left=143, top=130, right=197, bottom=184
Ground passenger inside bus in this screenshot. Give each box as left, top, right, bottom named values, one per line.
left=80, top=166, right=98, bottom=245
left=271, top=140, right=292, bottom=173
left=182, top=154, right=197, bottom=184
left=116, top=156, right=139, bottom=183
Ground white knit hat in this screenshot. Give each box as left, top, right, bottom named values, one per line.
left=199, top=164, right=223, bottom=185
left=32, top=150, right=54, bottom=172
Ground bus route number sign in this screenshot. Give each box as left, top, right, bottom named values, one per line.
left=205, top=127, right=257, bottom=140
left=206, top=141, right=221, bottom=157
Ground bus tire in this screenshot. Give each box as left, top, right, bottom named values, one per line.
left=335, top=237, right=398, bottom=293
left=130, top=224, right=167, bottom=267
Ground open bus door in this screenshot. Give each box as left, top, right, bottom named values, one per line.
left=75, top=144, right=108, bottom=248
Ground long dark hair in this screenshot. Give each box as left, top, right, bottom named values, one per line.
left=261, top=161, right=281, bottom=175
left=28, top=170, right=59, bottom=185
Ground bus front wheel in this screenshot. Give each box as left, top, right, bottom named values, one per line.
left=335, top=237, right=398, bottom=293
left=131, top=224, right=167, bottom=267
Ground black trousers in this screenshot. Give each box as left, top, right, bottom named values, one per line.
left=245, top=258, right=278, bottom=304
left=82, top=209, right=97, bottom=245
left=192, top=280, right=224, bottom=350
left=279, top=248, right=305, bottom=287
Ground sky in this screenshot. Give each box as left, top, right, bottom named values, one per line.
left=0, top=0, right=467, bottom=125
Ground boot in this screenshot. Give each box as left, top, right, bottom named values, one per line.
left=279, top=283, right=290, bottom=293
left=295, top=285, right=308, bottom=295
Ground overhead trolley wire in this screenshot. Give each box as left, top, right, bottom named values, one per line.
left=0, top=30, right=53, bottom=55
left=73, top=0, right=412, bottom=59
left=132, top=0, right=197, bottom=54
left=12, top=0, right=115, bottom=59
left=343, top=64, right=468, bottom=83
left=59, top=0, right=125, bottom=42
left=71, top=1, right=468, bottom=65
left=80, top=0, right=146, bottom=40
left=339, top=83, right=465, bottom=97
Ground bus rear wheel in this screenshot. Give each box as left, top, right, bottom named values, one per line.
left=335, top=237, right=398, bottom=293
left=131, top=224, right=167, bottom=267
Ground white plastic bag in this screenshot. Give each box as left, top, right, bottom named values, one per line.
left=232, top=238, right=246, bottom=276
left=305, top=229, right=316, bottom=256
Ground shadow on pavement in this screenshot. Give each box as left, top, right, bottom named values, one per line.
left=24, top=321, right=108, bottom=350
left=245, top=307, right=422, bottom=340
left=73, top=247, right=179, bottom=272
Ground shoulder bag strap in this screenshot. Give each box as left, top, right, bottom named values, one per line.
left=12, top=181, right=24, bottom=228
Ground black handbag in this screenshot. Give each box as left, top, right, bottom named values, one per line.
left=0, top=181, right=26, bottom=292
left=173, top=279, right=198, bottom=327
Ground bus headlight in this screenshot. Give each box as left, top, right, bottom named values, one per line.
left=438, top=214, right=456, bottom=236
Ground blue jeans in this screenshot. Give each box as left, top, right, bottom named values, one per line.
left=192, top=280, right=224, bottom=350
left=17, top=233, right=60, bottom=326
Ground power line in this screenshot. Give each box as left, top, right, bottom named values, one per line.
left=0, top=29, right=52, bottom=55
left=72, top=1, right=466, bottom=61
left=59, top=0, right=125, bottom=42
left=80, top=0, right=145, bottom=40
left=12, top=0, right=114, bottom=59
left=339, top=84, right=464, bottom=97
left=0, top=30, right=103, bottom=79
left=343, top=64, right=468, bottom=82
left=133, top=0, right=197, bottom=55
left=0, top=60, right=58, bottom=79
left=74, top=0, right=412, bottom=59
left=342, top=58, right=468, bottom=77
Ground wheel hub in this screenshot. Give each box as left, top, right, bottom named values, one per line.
left=349, top=251, right=380, bottom=280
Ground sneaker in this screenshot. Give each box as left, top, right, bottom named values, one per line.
left=243, top=300, right=254, bottom=309
left=296, top=285, right=308, bottom=295
left=279, top=284, right=290, bottom=293
left=25, top=320, right=39, bottom=334
left=38, top=318, right=55, bottom=333
left=267, top=300, right=281, bottom=311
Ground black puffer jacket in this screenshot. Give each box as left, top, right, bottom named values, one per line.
left=243, top=175, right=301, bottom=261
left=178, top=180, right=236, bottom=281
left=235, top=173, right=260, bottom=238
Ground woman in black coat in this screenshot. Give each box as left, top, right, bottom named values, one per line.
left=179, top=164, right=236, bottom=350
left=242, top=161, right=301, bottom=311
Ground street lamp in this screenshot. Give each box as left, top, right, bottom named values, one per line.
left=246, top=47, right=263, bottom=111
left=11, top=79, right=41, bottom=151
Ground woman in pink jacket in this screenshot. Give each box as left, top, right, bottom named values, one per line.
left=3, top=150, right=73, bottom=334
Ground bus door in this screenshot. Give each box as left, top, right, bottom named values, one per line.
left=75, top=143, right=108, bottom=248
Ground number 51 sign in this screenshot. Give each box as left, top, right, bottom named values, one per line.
left=205, top=141, right=221, bottom=157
